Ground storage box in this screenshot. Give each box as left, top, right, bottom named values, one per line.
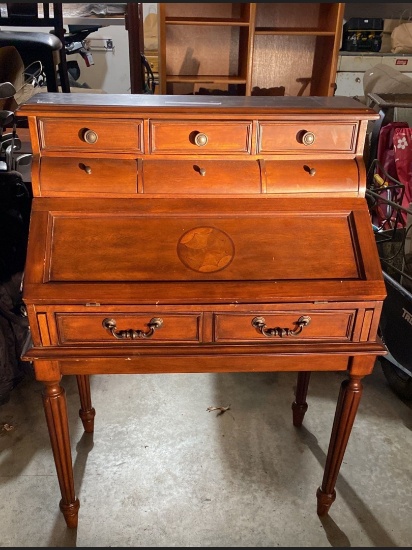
left=342, top=18, right=384, bottom=52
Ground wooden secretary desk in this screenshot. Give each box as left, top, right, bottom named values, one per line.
left=18, top=93, right=385, bottom=528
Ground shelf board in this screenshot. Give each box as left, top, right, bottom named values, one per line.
left=255, top=28, right=336, bottom=36
left=165, top=17, right=251, bottom=26
left=165, top=75, right=247, bottom=84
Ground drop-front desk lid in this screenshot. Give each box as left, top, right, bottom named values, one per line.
left=23, top=196, right=385, bottom=305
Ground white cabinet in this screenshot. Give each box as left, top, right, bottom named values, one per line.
left=335, top=71, right=366, bottom=96
left=336, top=53, right=412, bottom=96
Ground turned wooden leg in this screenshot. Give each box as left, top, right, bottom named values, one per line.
left=316, top=373, right=364, bottom=516
left=76, top=375, right=96, bottom=433
left=292, top=371, right=311, bottom=427
left=42, top=381, right=80, bottom=528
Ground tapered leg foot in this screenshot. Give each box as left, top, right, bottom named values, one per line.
left=317, top=373, right=364, bottom=515
left=316, top=487, right=336, bottom=517
left=42, top=379, right=79, bottom=528
left=76, top=375, right=95, bottom=433
left=60, top=498, right=80, bottom=528
left=292, top=371, right=311, bottom=427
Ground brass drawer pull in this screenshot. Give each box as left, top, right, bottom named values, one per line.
left=194, top=132, right=208, bottom=147
left=252, top=315, right=311, bottom=337
left=303, top=165, right=316, bottom=177
left=79, top=163, right=92, bottom=174
left=82, top=129, right=98, bottom=144
left=193, top=165, right=207, bottom=176
left=298, top=131, right=315, bottom=146
left=102, top=317, right=163, bottom=339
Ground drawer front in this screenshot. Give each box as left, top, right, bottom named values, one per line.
left=142, top=160, right=262, bottom=194
left=56, top=312, right=202, bottom=344
left=258, top=122, right=357, bottom=153
left=40, top=158, right=138, bottom=195
left=39, top=118, right=143, bottom=152
left=265, top=159, right=359, bottom=194
left=150, top=121, right=253, bottom=154
left=214, top=310, right=356, bottom=342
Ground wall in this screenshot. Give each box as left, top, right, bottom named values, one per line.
left=68, top=23, right=131, bottom=93
left=67, top=3, right=159, bottom=93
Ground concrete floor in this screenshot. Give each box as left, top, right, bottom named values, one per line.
left=0, top=361, right=411, bottom=547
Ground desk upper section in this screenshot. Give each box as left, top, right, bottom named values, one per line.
left=19, top=94, right=379, bottom=199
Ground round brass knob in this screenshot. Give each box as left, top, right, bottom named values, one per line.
left=309, top=167, right=316, bottom=176
left=199, top=168, right=206, bottom=176
left=194, top=132, right=208, bottom=147
left=82, top=129, right=98, bottom=144
left=84, top=165, right=92, bottom=175
left=301, top=131, right=315, bottom=146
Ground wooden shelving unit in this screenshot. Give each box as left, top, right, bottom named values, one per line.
left=159, top=3, right=256, bottom=95
left=158, top=2, right=344, bottom=97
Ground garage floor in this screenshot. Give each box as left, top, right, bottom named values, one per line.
left=0, top=361, right=411, bottom=547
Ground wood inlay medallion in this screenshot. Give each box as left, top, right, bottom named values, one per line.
left=177, top=226, right=234, bottom=273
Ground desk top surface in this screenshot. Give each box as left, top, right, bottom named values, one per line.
left=18, top=93, right=379, bottom=118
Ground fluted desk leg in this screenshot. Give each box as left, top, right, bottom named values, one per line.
left=76, top=375, right=96, bottom=433
left=292, top=371, right=311, bottom=427
left=42, top=380, right=80, bottom=528
left=316, top=369, right=365, bottom=516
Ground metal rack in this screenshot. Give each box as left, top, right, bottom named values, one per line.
left=366, top=158, right=412, bottom=399
left=366, top=158, right=412, bottom=287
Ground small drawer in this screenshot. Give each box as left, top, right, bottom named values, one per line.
left=214, top=310, right=356, bottom=342
left=56, top=312, right=202, bottom=344
left=40, top=158, right=138, bottom=195
left=264, top=159, right=359, bottom=195
left=258, top=122, right=357, bottom=153
left=142, top=159, right=262, bottom=194
left=150, top=120, right=253, bottom=154
left=39, top=118, right=143, bottom=152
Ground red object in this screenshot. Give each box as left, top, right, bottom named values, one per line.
left=393, top=127, right=412, bottom=224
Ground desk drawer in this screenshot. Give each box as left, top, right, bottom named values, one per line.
left=40, top=158, right=138, bottom=195
left=214, top=309, right=356, bottom=342
left=142, top=160, right=262, bottom=194
left=258, top=122, right=357, bottom=153
left=150, top=120, right=252, bottom=154
left=265, top=159, right=359, bottom=195
left=55, top=312, right=202, bottom=344
left=39, top=118, right=143, bottom=152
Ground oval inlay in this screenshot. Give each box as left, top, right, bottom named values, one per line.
left=177, top=226, right=234, bottom=273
